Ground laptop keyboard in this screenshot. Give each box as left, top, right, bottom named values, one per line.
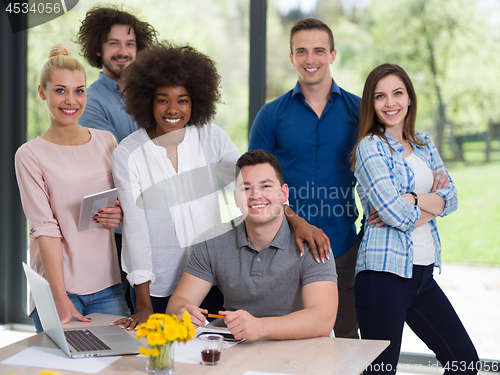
left=65, top=330, right=111, bottom=352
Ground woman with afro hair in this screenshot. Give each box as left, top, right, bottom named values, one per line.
left=111, top=41, right=238, bottom=329
left=112, top=41, right=328, bottom=329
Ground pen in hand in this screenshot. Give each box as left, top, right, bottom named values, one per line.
left=203, top=313, right=225, bottom=326
left=208, top=313, right=225, bottom=319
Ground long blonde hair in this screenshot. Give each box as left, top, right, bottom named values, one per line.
left=39, top=44, right=86, bottom=89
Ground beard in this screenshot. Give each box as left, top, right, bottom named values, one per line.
left=101, top=55, right=133, bottom=79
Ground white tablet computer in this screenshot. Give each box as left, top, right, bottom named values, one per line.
left=78, top=188, right=118, bottom=231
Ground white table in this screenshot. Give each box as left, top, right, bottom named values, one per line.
left=0, top=313, right=389, bottom=375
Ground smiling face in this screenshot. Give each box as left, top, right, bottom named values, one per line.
left=373, top=74, right=411, bottom=135
left=152, top=86, right=192, bottom=134
left=234, top=163, right=289, bottom=228
left=98, top=24, right=137, bottom=81
left=38, top=69, right=86, bottom=127
left=289, top=29, right=336, bottom=88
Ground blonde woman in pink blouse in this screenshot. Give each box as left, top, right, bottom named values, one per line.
left=15, top=44, right=129, bottom=333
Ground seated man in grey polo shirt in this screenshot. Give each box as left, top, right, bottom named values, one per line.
left=166, top=150, right=338, bottom=341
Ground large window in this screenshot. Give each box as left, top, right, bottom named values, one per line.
left=22, top=0, right=251, bottom=317
left=27, top=0, right=250, bottom=153
left=266, top=0, right=500, bottom=363
left=11, top=0, right=500, bottom=363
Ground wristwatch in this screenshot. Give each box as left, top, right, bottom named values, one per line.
left=409, top=192, right=418, bottom=205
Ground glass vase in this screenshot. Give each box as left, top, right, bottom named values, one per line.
left=146, top=341, right=174, bottom=375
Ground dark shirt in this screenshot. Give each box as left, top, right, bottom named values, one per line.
left=249, top=79, right=361, bottom=257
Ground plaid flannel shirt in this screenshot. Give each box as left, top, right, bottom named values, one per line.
left=354, top=131, right=457, bottom=278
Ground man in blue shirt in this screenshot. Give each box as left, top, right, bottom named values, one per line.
left=75, top=6, right=158, bottom=311
left=76, top=6, right=158, bottom=142
left=249, top=18, right=361, bottom=338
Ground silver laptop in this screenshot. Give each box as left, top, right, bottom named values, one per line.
left=23, top=262, right=141, bottom=358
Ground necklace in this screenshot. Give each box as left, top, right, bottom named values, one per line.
left=153, top=125, right=178, bottom=162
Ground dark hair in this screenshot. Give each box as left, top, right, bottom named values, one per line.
left=289, top=18, right=334, bottom=54
left=236, top=150, right=285, bottom=186
left=122, top=41, right=222, bottom=129
left=351, top=63, right=427, bottom=170
left=75, top=5, right=158, bottom=68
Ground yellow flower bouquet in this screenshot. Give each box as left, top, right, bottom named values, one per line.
left=137, top=312, right=196, bottom=374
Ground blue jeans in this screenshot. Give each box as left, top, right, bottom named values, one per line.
left=31, top=283, right=129, bottom=333
left=354, top=265, right=479, bottom=375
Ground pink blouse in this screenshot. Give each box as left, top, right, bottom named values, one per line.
left=15, top=128, right=121, bottom=299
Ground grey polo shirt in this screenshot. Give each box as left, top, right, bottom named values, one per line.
left=186, top=217, right=337, bottom=318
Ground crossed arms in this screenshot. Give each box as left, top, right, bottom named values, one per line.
left=355, top=135, right=457, bottom=230
left=368, top=170, right=449, bottom=228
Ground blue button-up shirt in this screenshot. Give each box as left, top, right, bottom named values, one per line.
left=79, top=72, right=138, bottom=143
left=249, top=79, right=361, bottom=257
left=354, top=131, right=458, bottom=278
left=79, top=72, right=138, bottom=235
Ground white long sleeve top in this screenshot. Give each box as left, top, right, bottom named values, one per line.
left=112, top=123, right=240, bottom=297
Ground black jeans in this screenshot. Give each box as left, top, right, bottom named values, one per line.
left=355, top=265, right=479, bottom=374
left=115, top=233, right=134, bottom=313
left=334, top=238, right=360, bottom=338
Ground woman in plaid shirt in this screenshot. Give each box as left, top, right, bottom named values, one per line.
left=352, top=64, right=478, bottom=374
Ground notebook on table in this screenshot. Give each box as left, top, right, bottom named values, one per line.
left=23, top=262, right=140, bottom=358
